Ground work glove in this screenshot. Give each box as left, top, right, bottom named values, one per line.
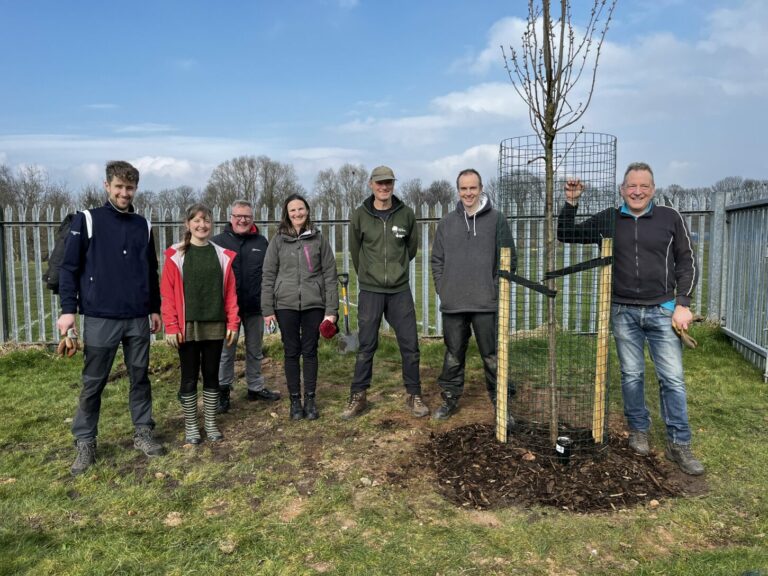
left=672, top=321, right=698, bottom=349
left=225, top=329, right=237, bottom=346
left=56, top=329, right=79, bottom=358
left=165, top=333, right=183, bottom=349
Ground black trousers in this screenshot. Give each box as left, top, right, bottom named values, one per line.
left=178, top=339, right=224, bottom=394
left=275, top=308, right=324, bottom=396
left=351, top=289, right=421, bottom=395
left=437, top=312, right=497, bottom=399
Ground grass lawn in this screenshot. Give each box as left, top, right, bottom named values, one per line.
left=1, top=325, right=767, bottom=575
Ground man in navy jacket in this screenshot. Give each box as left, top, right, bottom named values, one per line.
left=212, top=199, right=279, bottom=412
left=57, top=161, right=164, bottom=476
left=557, top=162, right=703, bottom=475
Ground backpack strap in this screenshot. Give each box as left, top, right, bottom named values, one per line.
left=82, top=209, right=93, bottom=239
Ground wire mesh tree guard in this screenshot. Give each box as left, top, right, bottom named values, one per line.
left=496, top=132, right=617, bottom=461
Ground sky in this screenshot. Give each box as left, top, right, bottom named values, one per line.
left=0, top=0, right=765, bottom=195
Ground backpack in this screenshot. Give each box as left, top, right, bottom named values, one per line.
left=44, top=210, right=92, bottom=294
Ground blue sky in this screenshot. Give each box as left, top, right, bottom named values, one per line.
left=0, top=0, right=765, bottom=194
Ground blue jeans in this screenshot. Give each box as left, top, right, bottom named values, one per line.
left=612, top=304, right=692, bottom=445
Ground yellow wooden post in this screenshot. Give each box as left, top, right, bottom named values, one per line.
left=592, top=238, right=613, bottom=443
left=496, top=247, right=512, bottom=443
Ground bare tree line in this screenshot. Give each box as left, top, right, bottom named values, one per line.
left=0, top=159, right=766, bottom=217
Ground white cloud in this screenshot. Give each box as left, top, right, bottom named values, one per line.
left=131, top=156, right=195, bottom=180
left=114, top=123, right=177, bottom=134
left=433, top=82, right=527, bottom=118
left=425, top=145, right=499, bottom=183
left=451, top=17, right=527, bottom=75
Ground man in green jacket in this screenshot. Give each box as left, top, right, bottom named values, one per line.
left=341, top=166, right=430, bottom=419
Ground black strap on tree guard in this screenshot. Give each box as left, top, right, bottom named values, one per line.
left=543, top=256, right=613, bottom=280
left=499, top=255, right=613, bottom=299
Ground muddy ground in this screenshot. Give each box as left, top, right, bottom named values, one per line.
left=147, top=356, right=707, bottom=513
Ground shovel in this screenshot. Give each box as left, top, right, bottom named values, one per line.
left=338, top=273, right=359, bottom=354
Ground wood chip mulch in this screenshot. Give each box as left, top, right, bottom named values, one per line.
left=419, top=423, right=690, bottom=512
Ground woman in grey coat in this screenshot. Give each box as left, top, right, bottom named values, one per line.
left=262, top=194, right=338, bottom=420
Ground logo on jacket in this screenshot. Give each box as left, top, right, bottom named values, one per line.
left=391, top=225, right=406, bottom=239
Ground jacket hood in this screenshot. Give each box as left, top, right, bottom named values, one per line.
left=362, top=194, right=405, bottom=216
left=456, top=195, right=492, bottom=237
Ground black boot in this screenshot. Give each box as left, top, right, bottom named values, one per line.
left=290, top=394, right=304, bottom=420
left=432, top=391, right=460, bottom=420
left=217, top=386, right=231, bottom=414
left=304, top=392, right=318, bottom=420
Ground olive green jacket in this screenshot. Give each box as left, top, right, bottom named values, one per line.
left=350, top=195, right=418, bottom=294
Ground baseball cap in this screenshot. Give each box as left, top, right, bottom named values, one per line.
left=370, top=165, right=396, bottom=182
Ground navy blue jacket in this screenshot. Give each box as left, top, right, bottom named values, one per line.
left=557, top=202, right=697, bottom=307
left=211, top=223, right=268, bottom=316
left=59, top=202, right=161, bottom=318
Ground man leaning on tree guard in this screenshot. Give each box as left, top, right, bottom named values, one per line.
left=556, top=161, right=704, bottom=476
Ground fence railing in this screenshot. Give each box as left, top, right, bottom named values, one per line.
left=721, top=198, right=768, bottom=381
left=0, top=202, right=716, bottom=345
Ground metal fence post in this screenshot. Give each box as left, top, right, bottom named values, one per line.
left=709, top=186, right=727, bottom=322
left=0, top=206, right=8, bottom=342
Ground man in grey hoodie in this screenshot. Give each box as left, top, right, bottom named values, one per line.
left=431, top=169, right=515, bottom=419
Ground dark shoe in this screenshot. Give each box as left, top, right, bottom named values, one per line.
left=304, top=393, right=318, bottom=420
left=217, top=387, right=231, bottom=414
left=406, top=394, right=430, bottom=418
left=290, top=394, right=304, bottom=420
left=628, top=430, right=650, bottom=456
left=247, top=388, right=281, bottom=401
left=71, top=439, right=97, bottom=476
left=341, top=391, right=368, bottom=420
left=432, top=392, right=459, bottom=420
left=665, top=442, right=705, bottom=476
left=134, top=427, right=165, bottom=457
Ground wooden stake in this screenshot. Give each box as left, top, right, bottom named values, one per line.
left=592, top=238, right=613, bottom=443
left=496, top=247, right=512, bottom=443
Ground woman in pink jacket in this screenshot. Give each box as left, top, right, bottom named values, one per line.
left=161, top=203, right=239, bottom=444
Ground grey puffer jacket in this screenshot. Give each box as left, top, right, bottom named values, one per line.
left=261, top=228, right=339, bottom=317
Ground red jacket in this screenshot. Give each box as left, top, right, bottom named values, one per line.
left=160, top=241, right=240, bottom=338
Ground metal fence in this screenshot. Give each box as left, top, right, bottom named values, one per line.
left=0, top=201, right=716, bottom=345
left=721, top=198, right=768, bottom=381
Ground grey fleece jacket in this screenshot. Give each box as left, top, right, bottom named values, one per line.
left=431, top=196, right=515, bottom=314
left=261, top=228, right=339, bottom=317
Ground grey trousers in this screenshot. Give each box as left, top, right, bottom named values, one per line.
left=218, top=314, right=265, bottom=392
left=71, top=316, right=155, bottom=440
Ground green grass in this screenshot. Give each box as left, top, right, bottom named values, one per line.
left=1, top=325, right=767, bottom=575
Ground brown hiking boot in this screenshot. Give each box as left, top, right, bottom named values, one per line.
left=406, top=394, right=430, bottom=417
left=341, top=391, right=368, bottom=420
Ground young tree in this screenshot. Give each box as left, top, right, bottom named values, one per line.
left=502, top=0, right=616, bottom=445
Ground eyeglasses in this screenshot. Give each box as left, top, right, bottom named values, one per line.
left=231, top=214, right=253, bottom=221
left=622, top=184, right=652, bottom=192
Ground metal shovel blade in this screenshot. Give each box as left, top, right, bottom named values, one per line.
left=338, top=273, right=359, bottom=354
left=339, top=331, right=359, bottom=354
